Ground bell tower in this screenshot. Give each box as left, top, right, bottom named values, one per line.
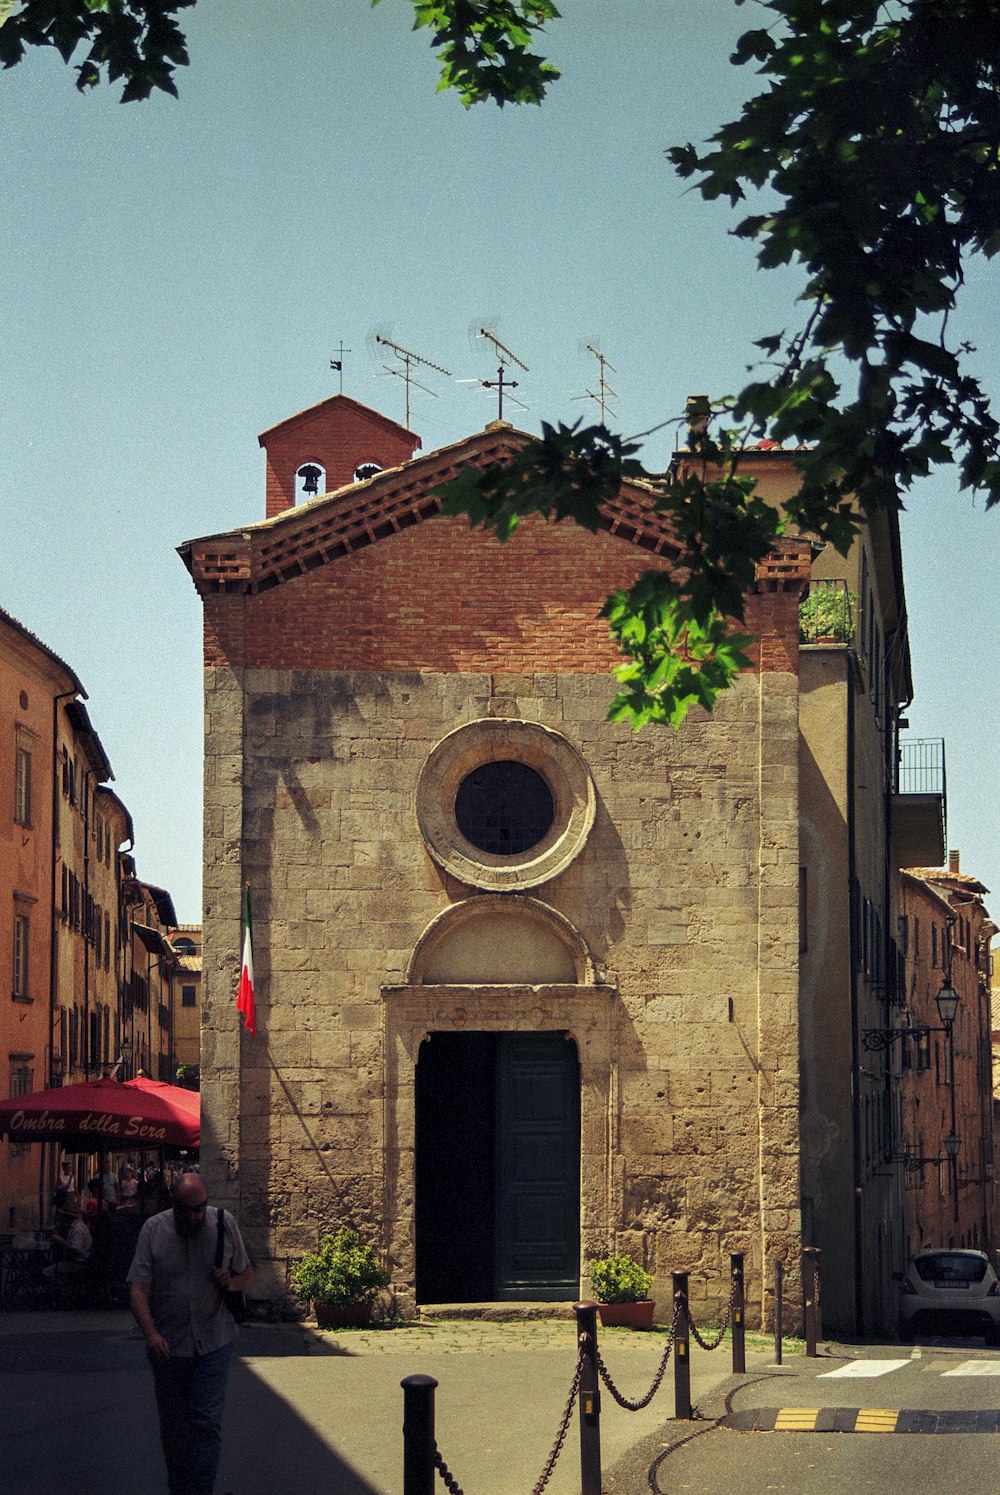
left=258, top=395, right=421, bottom=518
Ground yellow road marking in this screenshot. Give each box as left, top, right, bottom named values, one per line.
left=854, top=1409, right=900, bottom=1433
left=775, top=1409, right=821, bottom=1430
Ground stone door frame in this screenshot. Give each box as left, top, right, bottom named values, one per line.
left=381, top=982, right=616, bottom=1313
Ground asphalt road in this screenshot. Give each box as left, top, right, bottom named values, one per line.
left=625, top=1340, right=1000, bottom=1495
left=0, top=1310, right=750, bottom=1495
left=9, top=1312, right=999, bottom=1495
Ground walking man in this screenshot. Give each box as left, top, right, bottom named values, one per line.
left=128, top=1170, right=252, bottom=1495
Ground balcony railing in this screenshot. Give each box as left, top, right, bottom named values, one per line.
left=799, top=578, right=857, bottom=646
left=897, top=738, right=946, bottom=798
left=893, top=738, right=947, bottom=868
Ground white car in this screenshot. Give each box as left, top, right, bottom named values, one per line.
left=897, top=1249, right=1000, bottom=1344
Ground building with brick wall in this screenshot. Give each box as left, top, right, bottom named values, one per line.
left=898, top=856, right=995, bottom=1264
left=181, top=394, right=945, bottom=1332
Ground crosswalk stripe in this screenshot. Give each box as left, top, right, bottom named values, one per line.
left=820, top=1359, right=910, bottom=1378
left=942, top=1361, right=1000, bottom=1376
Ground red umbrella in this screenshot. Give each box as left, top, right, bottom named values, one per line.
left=0, top=1076, right=200, bottom=1149
left=125, top=1076, right=200, bottom=1144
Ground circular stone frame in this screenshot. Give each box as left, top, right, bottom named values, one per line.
left=416, top=719, right=596, bottom=891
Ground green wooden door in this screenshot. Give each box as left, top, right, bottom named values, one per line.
left=495, top=1033, right=580, bottom=1300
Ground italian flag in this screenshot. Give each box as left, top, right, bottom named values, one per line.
left=236, top=886, right=257, bottom=1038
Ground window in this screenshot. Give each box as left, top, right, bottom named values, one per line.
left=932, top=922, right=939, bottom=968
left=181, top=984, right=197, bottom=1008
left=13, top=913, right=30, bottom=1000
left=454, top=760, right=555, bottom=855
left=8, top=1058, right=33, bottom=1156
left=416, top=719, right=596, bottom=892
left=104, top=911, right=111, bottom=971
left=14, top=744, right=31, bottom=826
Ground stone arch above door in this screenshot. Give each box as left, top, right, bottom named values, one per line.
left=408, top=895, right=596, bottom=985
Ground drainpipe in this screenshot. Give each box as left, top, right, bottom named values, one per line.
left=82, top=767, right=94, bottom=1075
left=48, top=690, right=77, bottom=1085
left=847, top=657, right=864, bottom=1334
left=43, top=690, right=77, bottom=1228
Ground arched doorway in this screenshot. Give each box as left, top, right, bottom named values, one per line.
left=415, top=1030, right=580, bottom=1303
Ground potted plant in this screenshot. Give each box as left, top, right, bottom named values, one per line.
left=290, top=1227, right=389, bottom=1329
left=590, top=1252, right=655, bottom=1329
left=799, top=586, right=857, bottom=644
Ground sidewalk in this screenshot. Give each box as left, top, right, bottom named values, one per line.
left=0, top=1307, right=781, bottom=1494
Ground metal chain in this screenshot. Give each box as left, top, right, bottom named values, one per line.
left=427, top=1273, right=740, bottom=1492
left=434, top=1448, right=464, bottom=1495
left=688, top=1275, right=737, bottom=1352
left=596, top=1302, right=682, bottom=1411
left=530, top=1340, right=586, bottom=1495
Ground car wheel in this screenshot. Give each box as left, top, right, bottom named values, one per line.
left=984, top=1328, right=1000, bottom=1348
left=898, top=1322, right=914, bottom=1344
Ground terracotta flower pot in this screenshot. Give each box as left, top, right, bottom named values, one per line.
left=314, top=1300, right=373, bottom=1329
left=597, top=1299, right=656, bottom=1330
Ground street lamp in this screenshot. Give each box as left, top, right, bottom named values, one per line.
left=935, top=980, right=959, bottom=1027
left=862, top=981, right=961, bottom=1052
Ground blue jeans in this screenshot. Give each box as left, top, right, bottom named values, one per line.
left=149, top=1341, right=234, bottom=1495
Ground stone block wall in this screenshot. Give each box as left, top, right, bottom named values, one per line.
left=200, top=659, right=802, bottom=1323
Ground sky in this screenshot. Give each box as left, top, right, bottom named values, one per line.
left=1, top=0, right=997, bottom=928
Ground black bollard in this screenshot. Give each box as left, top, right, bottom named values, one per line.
left=672, top=1272, right=692, bottom=1420
left=731, top=1252, right=746, bottom=1374
left=574, top=1301, right=603, bottom=1495
left=401, top=1373, right=438, bottom=1495
left=774, top=1258, right=783, bottom=1366
left=803, top=1247, right=820, bottom=1358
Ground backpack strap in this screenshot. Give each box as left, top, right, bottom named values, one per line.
left=215, top=1206, right=226, bottom=1270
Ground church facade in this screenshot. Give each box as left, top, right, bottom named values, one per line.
left=182, top=394, right=919, bottom=1329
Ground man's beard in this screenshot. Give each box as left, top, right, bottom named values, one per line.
left=174, top=1212, right=206, bottom=1238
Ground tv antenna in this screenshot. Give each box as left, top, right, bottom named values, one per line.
left=465, top=327, right=530, bottom=421
left=573, top=343, right=618, bottom=423
left=370, top=332, right=451, bottom=428
left=329, top=342, right=352, bottom=395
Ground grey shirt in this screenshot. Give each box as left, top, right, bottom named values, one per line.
left=127, top=1206, right=250, bottom=1357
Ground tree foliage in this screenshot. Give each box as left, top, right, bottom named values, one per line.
left=0, top=0, right=561, bottom=105
left=375, top=0, right=560, bottom=107
left=0, top=0, right=194, bottom=100
left=440, top=0, right=1000, bottom=726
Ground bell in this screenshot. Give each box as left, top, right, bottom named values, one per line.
left=297, top=463, right=322, bottom=497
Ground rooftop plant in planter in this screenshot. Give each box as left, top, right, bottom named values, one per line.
left=590, top=1253, right=655, bottom=1329
left=799, top=586, right=857, bottom=645
left=290, top=1227, right=389, bottom=1328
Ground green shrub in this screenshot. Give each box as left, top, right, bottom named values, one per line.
left=589, top=1253, right=653, bottom=1304
left=289, top=1228, right=389, bottom=1306
left=799, top=586, right=857, bottom=644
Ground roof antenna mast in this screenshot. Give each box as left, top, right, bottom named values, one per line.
left=574, top=343, right=618, bottom=424
left=476, top=328, right=529, bottom=421
left=373, top=334, right=451, bottom=429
